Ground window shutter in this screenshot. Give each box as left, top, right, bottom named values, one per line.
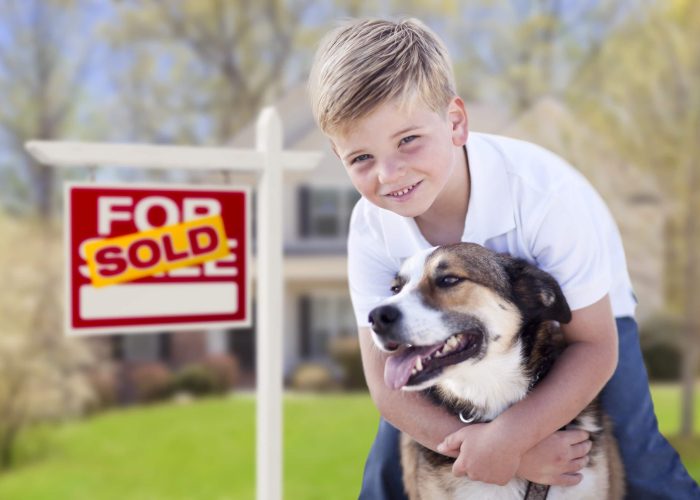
left=299, top=295, right=311, bottom=358
left=298, top=185, right=310, bottom=238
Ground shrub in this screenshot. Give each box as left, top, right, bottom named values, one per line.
left=130, top=363, right=174, bottom=403
left=199, top=354, right=241, bottom=393
left=289, top=362, right=341, bottom=392
left=639, top=314, right=683, bottom=381
left=642, top=343, right=681, bottom=381
left=639, top=314, right=683, bottom=348
left=85, top=366, right=119, bottom=412
left=172, top=364, right=218, bottom=397
left=329, top=336, right=367, bottom=390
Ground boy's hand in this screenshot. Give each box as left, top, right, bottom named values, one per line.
left=438, top=425, right=593, bottom=487
left=437, top=423, right=524, bottom=485
left=517, top=429, right=592, bottom=486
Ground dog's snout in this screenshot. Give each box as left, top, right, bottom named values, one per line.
left=369, top=305, right=402, bottom=334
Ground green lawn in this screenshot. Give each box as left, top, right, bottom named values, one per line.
left=0, top=387, right=697, bottom=499
left=650, top=384, right=700, bottom=480
left=0, top=393, right=379, bottom=500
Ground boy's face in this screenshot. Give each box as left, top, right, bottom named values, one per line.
left=329, top=96, right=468, bottom=219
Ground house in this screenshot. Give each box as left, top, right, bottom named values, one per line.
left=108, top=88, right=666, bottom=396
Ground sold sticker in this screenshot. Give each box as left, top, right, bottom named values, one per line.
left=83, top=214, right=230, bottom=287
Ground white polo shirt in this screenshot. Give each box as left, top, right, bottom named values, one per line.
left=347, top=132, right=637, bottom=327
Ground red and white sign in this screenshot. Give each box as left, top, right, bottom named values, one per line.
left=65, top=183, right=250, bottom=336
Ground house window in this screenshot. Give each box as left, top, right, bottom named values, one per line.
left=206, top=329, right=229, bottom=355
left=120, top=333, right=166, bottom=363
left=300, top=293, right=357, bottom=359
left=299, top=187, right=360, bottom=239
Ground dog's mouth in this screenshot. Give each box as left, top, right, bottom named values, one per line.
left=384, top=330, right=483, bottom=390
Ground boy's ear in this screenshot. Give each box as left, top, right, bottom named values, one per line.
left=499, top=255, right=572, bottom=324
left=447, top=96, right=468, bottom=147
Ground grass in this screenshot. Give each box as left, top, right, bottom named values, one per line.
left=0, top=393, right=379, bottom=500
left=650, top=383, right=700, bottom=480
left=0, top=386, right=697, bottom=499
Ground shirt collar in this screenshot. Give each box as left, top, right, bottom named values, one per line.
left=381, top=133, right=516, bottom=258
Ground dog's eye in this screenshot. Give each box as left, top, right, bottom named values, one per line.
left=390, top=284, right=402, bottom=295
left=436, top=275, right=462, bottom=288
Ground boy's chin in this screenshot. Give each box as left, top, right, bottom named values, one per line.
left=378, top=197, right=433, bottom=218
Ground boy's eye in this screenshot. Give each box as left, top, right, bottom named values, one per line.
left=399, top=135, right=418, bottom=146
left=351, top=153, right=372, bottom=164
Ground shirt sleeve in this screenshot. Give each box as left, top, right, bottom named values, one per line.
left=528, top=179, right=612, bottom=311
left=346, top=203, right=399, bottom=327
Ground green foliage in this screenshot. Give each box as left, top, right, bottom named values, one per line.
left=640, top=314, right=682, bottom=381
left=103, top=0, right=315, bottom=145
left=0, top=215, right=98, bottom=470
left=171, top=364, right=218, bottom=397
left=643, top=344, right=682, bottom=381
left=571, top=0, right=700, bottom=313
left=0, top=0, right=96, bottom=216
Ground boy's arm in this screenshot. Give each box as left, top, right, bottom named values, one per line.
left=440, top=294, right=618, bottom=484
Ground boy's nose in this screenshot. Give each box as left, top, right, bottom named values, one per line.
left=377, top=159, right=406, bottom=184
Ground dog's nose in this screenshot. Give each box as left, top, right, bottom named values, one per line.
left=368, top=305, right=402, bottom=334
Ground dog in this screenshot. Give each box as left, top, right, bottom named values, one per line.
left=368, top=243, right=624, bottom=500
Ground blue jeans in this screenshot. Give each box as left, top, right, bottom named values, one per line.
left=359, top=317, right=700, bottom=499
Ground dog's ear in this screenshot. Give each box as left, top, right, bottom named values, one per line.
left=499, top=255, right=572, bottom=324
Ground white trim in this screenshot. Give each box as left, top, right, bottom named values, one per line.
left=26, top=140, right=322, bottom=172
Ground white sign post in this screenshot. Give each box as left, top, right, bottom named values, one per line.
left=25, top=107, right=322, bottom=500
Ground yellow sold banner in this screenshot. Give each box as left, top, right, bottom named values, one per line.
left=84, top=215, right=230, bottom=287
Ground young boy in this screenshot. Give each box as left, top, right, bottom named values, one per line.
left=308, top=18, right=699, bottom=499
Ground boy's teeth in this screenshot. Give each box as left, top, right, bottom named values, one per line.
left=389, top=184, right=416, bottom=197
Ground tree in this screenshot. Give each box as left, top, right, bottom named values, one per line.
left=0, top=216, right=97, bottom=470
left=571, top=0, right=700, bottom=435
left=102, top=0, right=319, bottom=145
left=444, top=0, right=643, bottom=111
left=0, top=1, right=103, bottom=467
left=0, top=0, right=97, bottom=217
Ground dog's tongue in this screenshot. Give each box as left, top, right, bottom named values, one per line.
left=384, top=345, right=440, bottom=390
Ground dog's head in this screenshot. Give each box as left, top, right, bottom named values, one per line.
left=368, top=243, right=571, bottom=391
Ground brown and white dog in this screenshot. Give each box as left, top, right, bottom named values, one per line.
left=368, top=243, right=624, bottom=500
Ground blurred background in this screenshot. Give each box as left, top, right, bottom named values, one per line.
left=0, top=0, right=698, bottom=498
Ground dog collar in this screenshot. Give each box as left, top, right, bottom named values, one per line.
left=524, top=482, right=550, bottom=500
left=457, top=406, right=489, bottom=425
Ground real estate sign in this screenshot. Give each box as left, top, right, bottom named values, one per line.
left=65, top=183, right=250, bottom=336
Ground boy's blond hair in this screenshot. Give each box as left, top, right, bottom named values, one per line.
left=308, top=18, right=457, bottom=135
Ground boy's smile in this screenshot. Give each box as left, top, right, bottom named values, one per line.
left=329, top=96, right=470, bottom=231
